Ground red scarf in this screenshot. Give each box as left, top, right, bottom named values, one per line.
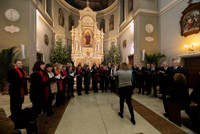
left=34, top=71, right=49, bottom=102
left=14, top=67, right=27, bottom=78
left=14, top=67, right=28, bottom=99
left=55, top=71, right=63, bottom=92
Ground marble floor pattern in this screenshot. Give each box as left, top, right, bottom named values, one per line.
left=55, top=92, right=161, bottom=134
left=0, top=90, right=197, bottom=134
left=132, top=90, right=196, bottom=134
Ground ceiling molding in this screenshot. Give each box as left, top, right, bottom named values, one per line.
left=158, top=0, right=184, bottom=16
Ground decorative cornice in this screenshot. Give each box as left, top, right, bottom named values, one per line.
left=36, top=10, right=54, bottom=32
left=158, top=0, right=184, bottom=16
left=133, top=8, right=158, bottom=19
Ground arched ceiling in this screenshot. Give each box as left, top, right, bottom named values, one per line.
left=65, top=0, right=116, bottom=11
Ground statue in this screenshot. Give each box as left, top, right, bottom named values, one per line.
left=85, top=32, right=91, bottom=45
left=96, top=41, right=100, bottom=51
left=75, top=40, right=79, bottom=51
left=58, top=8, right=64, bottom=27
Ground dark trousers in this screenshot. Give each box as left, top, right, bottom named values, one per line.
left=32, top=100, right=43, bottom=115
left=100, top=79, right=104, bottom=92
left=10, top=95, right=24, bottom=115
left=77, top=77, right=82, bottom=95
left=111, top=79, right=116, bottom=92
left=151, top=81, right=157, bottom=96
left=84, top=83, right=89, bottom=93
left=93, top=83, right=98, bottom=93
left=44, top=93, right=53, bottom=114
left=119, top=86, right=134, bottom=118
left=56, top=91, right=62, bottom=106
left=186, top=106, right=200, bottom=131
left=67, top=79, right=74, bottom=97
left=145, top=80, right=151, bottom=94
left=138, top=79, right=144, bottom=94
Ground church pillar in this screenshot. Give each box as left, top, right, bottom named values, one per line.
left=133, top=12, right=158, bottom=64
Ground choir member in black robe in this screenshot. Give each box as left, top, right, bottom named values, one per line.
left=104, top=65, right=110, bottom=92
left=67, top=66, right=75, bottom=97
left=30, top=61, right=51, bottom=115
left=99, top=64, right=104, bottom=92
left=110, top=66, right=116, bottom=93
left=136, top=63, right=145, bottom=94
left=132, top=64, right=138, bottom=88
left=144, top=63, right=151, bottom=95
left=76, top=65, right=83, bottom=96
left=92, top=65, right=99, bottom=93
left=7, top=59, right=28, bottom=115
left=84, top=65, right=90, bottom=94
left=150, top=63, right=157, bottom=97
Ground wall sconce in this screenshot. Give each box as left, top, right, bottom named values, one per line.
left=184, top=43, right=196, bottom=54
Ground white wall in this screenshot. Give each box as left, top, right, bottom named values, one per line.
left=158, top=0, right=200, bottom=64
left=36, top=11, right=53, bottom=63
left=119, top=22, right=134, bottom=63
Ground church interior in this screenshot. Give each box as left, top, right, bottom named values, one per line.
left=0, top=0, right=200, bottom=134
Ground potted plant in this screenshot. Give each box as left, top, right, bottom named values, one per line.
left=0, top=47, right=18, bottom=94
left=145, top=53, right=166, bottom=67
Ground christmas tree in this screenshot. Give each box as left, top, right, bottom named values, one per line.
left=103, top=44, right=120, bottom=65
left=50, top=37, right=69, bottom=64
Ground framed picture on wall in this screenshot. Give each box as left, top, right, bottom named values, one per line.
left=180, top=2, right=200, bottom=37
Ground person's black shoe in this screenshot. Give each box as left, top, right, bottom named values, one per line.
left=71, top=94, right=75, bottom=97
left=154, top=94, right=158, bottom=97
left=131, top=118, right=136, bottom=125
left=146, top=93, right=150, bottom=95
left=118, top=112, right=123, bottom=118
left=163, top=113, right=168, bottom=118
left=137, top=92, right=141, bottom=94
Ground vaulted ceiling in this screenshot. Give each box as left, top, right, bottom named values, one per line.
left=65, top=0, right=116, bottom=11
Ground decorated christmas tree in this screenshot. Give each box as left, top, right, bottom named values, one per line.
left=103, top=43, right=120, bottom=65
left=50, top=37, right=69, bottom=64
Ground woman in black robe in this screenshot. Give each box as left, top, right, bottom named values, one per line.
left=30, top=61, right=51, bottom=115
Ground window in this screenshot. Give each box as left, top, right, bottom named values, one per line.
left=46, top=0, right=52, bottom=18
left=120, top=0, right=125, bottom=24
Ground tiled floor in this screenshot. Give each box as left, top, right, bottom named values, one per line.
left=55, top=92, right=160, bottom=134
left=0, top=90, right=197, bottom=134
left=132, top=91, right=196, bottom=134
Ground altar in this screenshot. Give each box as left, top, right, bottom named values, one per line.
left=71, top=2, right=104, bottom=67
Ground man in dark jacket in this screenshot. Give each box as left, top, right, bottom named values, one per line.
left=7, top=59, right=28, bottom=116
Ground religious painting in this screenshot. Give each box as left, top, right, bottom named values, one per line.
left=100, top=19, right=105, bottom=33
left=58, top=8, right=65, bottom=27
left=128, top=0, right=133, bottom=14
left=122, top=40, right=127, bottom=49
left=85, top=32, right=91, bottom=45
left=180, top=2, right=200, bottom=37
left=68, top=15, right=74, bottom=30
left=109, top=15, right=114, bottom=31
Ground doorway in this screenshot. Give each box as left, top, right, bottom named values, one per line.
left=128, top=55, right=134, bottom=66
left=37, top=52, right=43, bottom=61
left=183, top=56, right=200, bottom=88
